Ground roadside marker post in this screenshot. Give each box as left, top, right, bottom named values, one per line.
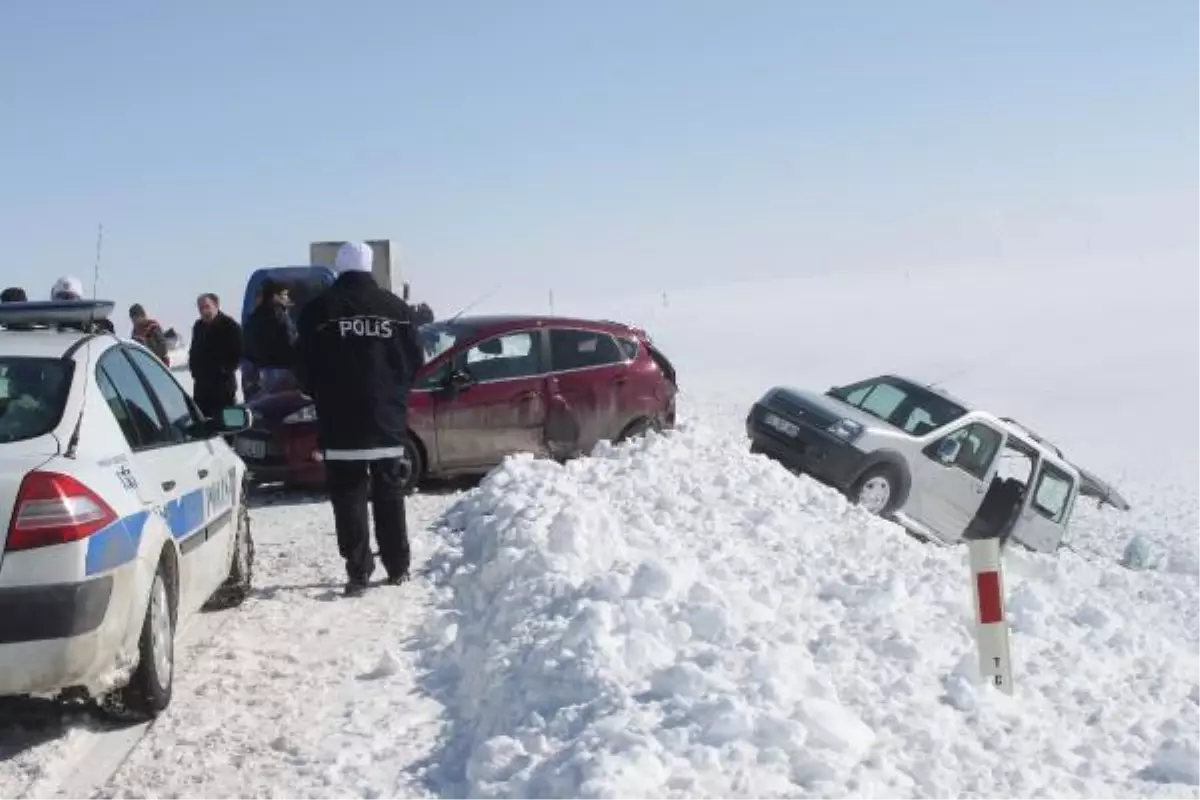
left=966, top=535, right=1014, bottom=695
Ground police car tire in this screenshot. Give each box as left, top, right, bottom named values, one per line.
left=102, top=562, right=174, bottom=721
left=205, top=498, right=254, bottom=611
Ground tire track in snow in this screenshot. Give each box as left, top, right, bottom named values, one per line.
left=93, top=492, right=456, bottom=798
left=2, top=490, right=460, bottom=799
left=0, top=587, right=246, bottom=800
left=13, top=586, right=249, bottom=799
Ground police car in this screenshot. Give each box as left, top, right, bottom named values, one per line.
left=0, top=300, right=255, bottom=720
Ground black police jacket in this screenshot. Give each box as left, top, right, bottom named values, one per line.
left=294, top=271, right=425, bottom=458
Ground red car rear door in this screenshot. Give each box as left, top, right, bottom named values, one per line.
left=544, top=327, right=629, bottom=455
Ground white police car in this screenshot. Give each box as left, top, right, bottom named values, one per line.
left=0, top=300, right=254, bottom=720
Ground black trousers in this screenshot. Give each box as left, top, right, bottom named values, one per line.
left=193, top=377, right=237, bottom=419
left=325, top=458, right=411, bottom=581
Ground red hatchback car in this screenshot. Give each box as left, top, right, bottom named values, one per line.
left=234, top=314, right=678, bottom=492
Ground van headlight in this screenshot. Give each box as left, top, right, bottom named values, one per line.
left=827, top=418, right=864, bottom=442
left=283, top=405, right=318, bottom=425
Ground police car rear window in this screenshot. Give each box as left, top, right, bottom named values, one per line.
left=0, top=358, right=73, bottom=443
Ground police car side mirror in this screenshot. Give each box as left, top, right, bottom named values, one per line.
left=211, top=406, right=253, bottom=435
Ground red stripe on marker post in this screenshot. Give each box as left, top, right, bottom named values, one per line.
left=976, top=571, right=1003, bottom=624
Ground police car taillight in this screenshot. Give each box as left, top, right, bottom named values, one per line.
left=5, top=471, right=118, bottom=552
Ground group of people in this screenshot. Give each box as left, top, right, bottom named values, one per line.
left=2, top=252, right=428, bottom=596
left=186, top=245, right=431, bottom=595
left=1, top=278, right=172, bottom=363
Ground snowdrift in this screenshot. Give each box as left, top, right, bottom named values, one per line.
left=421, top=421, right=1199, bottom=799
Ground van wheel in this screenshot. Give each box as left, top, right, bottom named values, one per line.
left=205, top=498, right=254, bottom=611
left=852, top=465, right=900, bottom=515
left=101, top=562, right=174, bottom=722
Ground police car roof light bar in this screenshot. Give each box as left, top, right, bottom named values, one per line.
left=0, top=299, right=116, bottom=328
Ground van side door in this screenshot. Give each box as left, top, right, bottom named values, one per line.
left=914, top=421, right=1005, bottom=538
left=1008, top=461, right=1076, bottom=553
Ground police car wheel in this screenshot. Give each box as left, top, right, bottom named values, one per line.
left=205, top=497, right=254, bottom=611
left=101, top=561, right=175, bottom=721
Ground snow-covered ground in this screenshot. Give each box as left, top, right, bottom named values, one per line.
left=417, top=404, right=1198, bottom=798
left=0, top=490, right=457, bottom=799
left=0, top=259, right=1196, bottom=798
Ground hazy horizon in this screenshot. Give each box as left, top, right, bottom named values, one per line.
left=0, top=1, right=1195, bottom=331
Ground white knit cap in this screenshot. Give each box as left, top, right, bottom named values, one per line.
left=51, top=275, right=84, bottom=299
left=334, top=241, right=373, bottom=274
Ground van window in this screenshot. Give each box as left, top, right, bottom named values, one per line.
left=1033, top=464, right=1073, bottom=522
left=937, top=422, right=1004, bottom=479
left=860, top=383, right=906, bottom=419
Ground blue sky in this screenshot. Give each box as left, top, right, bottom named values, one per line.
left=1, top=0, right=1195, bottom=330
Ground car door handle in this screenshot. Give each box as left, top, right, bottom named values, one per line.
left=161, top=480, right=176, bottom=492
left=613, top=375, right=628, bottom=386
left=515, top=391, right=539, bottom=403
left=197, top=468, right=209, bottom=479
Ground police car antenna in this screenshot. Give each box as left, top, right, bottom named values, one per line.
left=65, top=222, right=104, bottom=459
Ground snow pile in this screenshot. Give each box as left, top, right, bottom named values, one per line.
left=421, top=421, right=1199, bottom=798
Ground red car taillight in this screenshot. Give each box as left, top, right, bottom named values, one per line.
left=5, top=471, right=118, bottom=553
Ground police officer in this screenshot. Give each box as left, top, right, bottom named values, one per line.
left=294, top=241, right=425, bottom=596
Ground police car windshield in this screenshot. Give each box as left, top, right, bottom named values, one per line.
left=420, top=321, right=478, bottom=362
left=0, top=358, right=72, bottom=443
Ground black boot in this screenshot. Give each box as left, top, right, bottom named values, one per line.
left=343, top=575, right=369, bottom=597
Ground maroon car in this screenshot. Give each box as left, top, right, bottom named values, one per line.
left=234, top=314, right=678, bottom=491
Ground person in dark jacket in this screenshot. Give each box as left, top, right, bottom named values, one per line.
left=1, top=287, right=27, bottom=303
left=412, top=302, right=435, bottom=326
left=295, top=241, right=425, bottom=597
left=189, top=292, right=243, bottom=418
left=129, top=304, right=170, bottom=363
left=244, top=279, right=297, bottom=394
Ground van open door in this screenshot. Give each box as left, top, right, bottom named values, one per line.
left=1008, top=460, right=1078, bottom=553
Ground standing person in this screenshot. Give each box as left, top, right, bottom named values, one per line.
left=1, top=287, right=31, bottom=331
left=412, top=301, right=435, bottom=327
left=129, top=304, right=170, bottom=364
left=50, top=276, right=115, bottom=333
left=188, top=292, right=243, bottom=418
left=244, top=279, right=297, bottom=395
left=295, top=241, right=425, bottom=597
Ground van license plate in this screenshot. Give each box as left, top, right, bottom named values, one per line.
left=764, top=413, right=800, bottom=437
left=236, top=438, right=267, bottom=460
